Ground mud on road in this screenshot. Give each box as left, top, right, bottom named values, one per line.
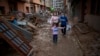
left=30, top=23, right=83, bottom=56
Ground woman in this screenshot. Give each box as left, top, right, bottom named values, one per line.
left=50, top=12, right=59, bottom=26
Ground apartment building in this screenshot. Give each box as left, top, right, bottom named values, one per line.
left=0, top=0, right=51, bottom=15
left=0, top=0, right=32, bottom=14
left=52, top=0, right=64, bottom=10
left=30, top=0, right=51, bottom=14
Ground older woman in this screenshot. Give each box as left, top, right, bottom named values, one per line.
left=50, top=12, right=59, bottom=26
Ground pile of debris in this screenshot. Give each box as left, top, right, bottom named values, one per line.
left=0, top=11, right=46, bottom=56
left=6, top=11, right=45, bottom=34
left=0, top=18, right=34, bottom=56
left=73, top=23, right=100, bottom=56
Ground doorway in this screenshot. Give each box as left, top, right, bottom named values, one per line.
left=0, top=6, right=5, bottom=15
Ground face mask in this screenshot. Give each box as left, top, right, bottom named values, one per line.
left=62, top=15, right=64, bottom=16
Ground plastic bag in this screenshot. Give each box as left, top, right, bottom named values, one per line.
left=66, top=24, right=71, bottom=31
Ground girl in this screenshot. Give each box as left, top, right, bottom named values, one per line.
left=51, top=23, right=64, bottom=44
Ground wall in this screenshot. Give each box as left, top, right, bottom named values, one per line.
left=72, top=1, right=82, bottom=22
left=33, top=0, right=41, bottom=5
left=45, top=0, right=51, bottom=7
left=85, top=15, right=100, bottom=32
left=33, top=0, right=51, bottom=7
left=84, top=0, right=100, bottom=32
left=17, top=2, right=25, bottom=12
left=32, top=0, right=42, bottom=13
left=24, top=3, right=31, bottom=13
left=18, top=2, right=31, bottom=13
left=0, top=0, right=9, bottom=14
left=35, top=5, right=40, bottom=13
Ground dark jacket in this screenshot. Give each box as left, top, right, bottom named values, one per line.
left=59, top=15, right=68, bottom=26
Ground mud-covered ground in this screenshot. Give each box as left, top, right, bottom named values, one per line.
left=30, top=23, right=83, bottom=56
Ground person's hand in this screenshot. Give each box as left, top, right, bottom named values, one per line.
left=63, top=27, right=65, bottom=29
left=59, top=23, right=61, bottom=25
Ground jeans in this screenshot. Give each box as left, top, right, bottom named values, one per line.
left=61, top=25, right=66, bottom=35
left=53, top=34, right=58, bottom=44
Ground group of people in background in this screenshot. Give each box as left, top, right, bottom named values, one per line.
left=10, top=11, right=68, bottom=44
left=50, top=12, right=68, bottom=44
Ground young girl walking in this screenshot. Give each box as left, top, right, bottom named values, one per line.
left=51, top=23, right=64, bottom=44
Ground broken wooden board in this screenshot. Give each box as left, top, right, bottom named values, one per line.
left=8, top=22, right=33, bottom=42
left=27, top=22, right=38, bottom=30
left=0, top=18, right=33, bottom=56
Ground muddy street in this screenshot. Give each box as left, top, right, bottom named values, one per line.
left=30, top=23, right=83, bottom=56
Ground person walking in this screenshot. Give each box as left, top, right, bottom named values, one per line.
left=59, top=13, right=68, bottom=35
left=50, top=12, right=59, bottom=26
left=51, top=23, right=64, bottom=44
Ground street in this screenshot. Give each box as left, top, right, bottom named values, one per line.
left=0, top=0, right=100, bottom=56
left=30, top=22, right=83, bottom=56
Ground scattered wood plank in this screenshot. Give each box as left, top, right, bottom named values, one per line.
left=27, top=22, right=38, bottom=30
left=0, top=18, right=33, bottom=56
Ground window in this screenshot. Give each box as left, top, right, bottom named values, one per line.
left=26, top=7, right=29, bottom=13
left=0, top=6, right=5, bottom=14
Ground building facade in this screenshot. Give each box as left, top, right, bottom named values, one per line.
left=31, top=0, right=51, bottom=13
left=68, top=0, right=100, bottom=32
left=0, top=0, right=32, bottom=14
left=0, top=0, right=51, bottom=15
left=52, top=0, right=64, bottom=11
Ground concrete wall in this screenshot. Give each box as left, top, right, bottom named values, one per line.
left=24, top=3, right=31, bottom=13
left=33, top=0, right=51, bottom=8
left=33, top=0, right=41, bottom=5
left=72, top=2, right=82, bottom=22
left=17, top=2, right=25, bottom=12
left=17, top=2, right=31, bottom=13
left=45, top=0, right=51, bottom=7
left=35, top=5, right=39, bottom=13
left=0, top=0, right=33, bottom=14
left=0, top=0, right=9, bottom=14
left=32, top=0, right=42, bottom=13
left=85, top=15, right=100, bottom=32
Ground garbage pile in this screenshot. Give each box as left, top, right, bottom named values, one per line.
left=1, top=11, right=45, bottom=42
left=6, top=11, right=44, bottom=33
